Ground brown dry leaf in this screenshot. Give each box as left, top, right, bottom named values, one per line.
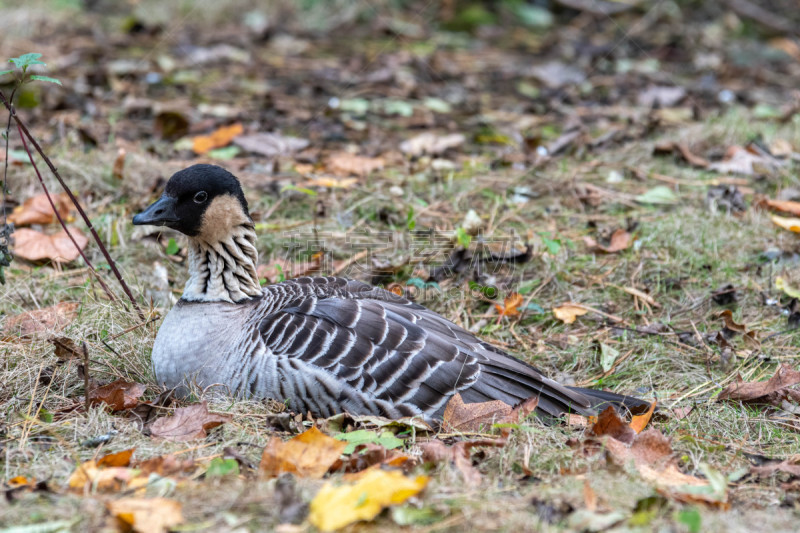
left=756, top=197, right=800, bottom=217
left=326, top=152, right=384, bottom=176
left=583, top=229, right=632, bottom=254
left=149, top=402, right=232, bottom=441
left=7, top=193, right=71, bottom=226
left=68, top=461, right=141, bottom=492
left=718, top=364, right=800, bottom=403
left=750, top=460, right=800, bottom=478
left=4, top=302, right=79, bottom=336
left=12, top=227, right=88, bottom=263
left=630, top=401, right=657, bottom=433
left=97, top=448, right=135, bottom=468
left=709, top=145, right=780, bottom=175
left=588, top=406, right=635, bottom=445
left=134, top=455, right=198, bottom=477
left=90, top=380, right=147, bottom=412
left=494, top=292, right=524, bottom=317
left=441, top=393, right=513, bottom=433
left=552, top=303, right=589, bottom=324
left=330, top=443, right=413, bottom=474
left=192, top=123, right=244, bottom=154
left=260, top=426, right=347, bottom=479
left=112, top=148, right=126, bottom=180
left=233, top=132, right=309, bottom=158
left=718, top=310, right=747, bottom=334
left=419, top=438, right=505, bottom=486
left=654, top=141, right=709, bottom=168
left=771, top=214, right=800, bottom=233
left=107, top=497, right=183, bottom=533
left=50, top=336, right=82, bottom=361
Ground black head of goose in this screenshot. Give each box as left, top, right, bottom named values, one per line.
left=134, top=164, right=649, bottom=420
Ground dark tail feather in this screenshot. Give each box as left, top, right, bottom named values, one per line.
left=568, top=387, right=652, bottom=415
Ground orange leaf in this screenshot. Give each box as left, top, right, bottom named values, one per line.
left=583, top=229, right=633, bottom=254
left=97, top=448, right=135, bottom=468
left=629, top=401, right=657, bottom=433
left=90, top=380, right=147, bottom=412
left=259, top=426, right=347, bottom=479
left=494, top=292, right=524, bottom=317
left=12, top=226, right=88, bottom=263
left=107, top=497, right=183, bottom=533
left=771, top=214, right=800, bottom=233
left=756, top=197, right=800, bottom=217
left=192, top=123, right=244, bottom=154
left=326, top=152, right=384, bottom=176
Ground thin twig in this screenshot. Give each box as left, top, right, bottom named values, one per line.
left=0, top=89, right=144, bottom=319
left=15, top=120, right=117, bottom=302
left=82, top=341, right=90, bottom=416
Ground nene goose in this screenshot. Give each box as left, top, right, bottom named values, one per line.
left=133, top=164, right=646, bottom=420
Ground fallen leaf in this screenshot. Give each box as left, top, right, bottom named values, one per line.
left=330, top=442, right=412, bottom=474
left=718, top=364, right=800, bottom=404
left=7, top=193, right=71, bottom=226
left=441, top=393, right=513, bottom=433
left=771, top=214, right=800, bottom=233
left=326, top=152, right=384, bottom=176
left=4, top=302, right=79, bottom=336
left=654, top=141, right=709, bottom=168
left=233, top=132, right=309, bottom=158
left=552, top=303, right=589, bottom=324
left=584, top=229, right=632, bottom=253
left=260, top=426, right=347, bottom=478
left=107, top=497, right=183, bottom=533
left=68, top=460, right=140, bottom=492
left=399, top=132, right=465, bottom=157
left=494, top=292, right=523, bottom=317
left=134, top=454, right=199, bottom=477
left=309, top=467, right=428, bottom=532
left=635, top=186, right=678, bottom=205
left=97, top=448, right=135, bottom=468
left=89, top=380, right=147, bottom=412
left=192, top=123, right=244, bottom=154
left=630, top=401, right=657, bottom=433
left=750, top=460, right=800, bottom=478
left=149, top=402, right=231, bottom=441
left=12, top=226, right=88, bottom=263
left=756, top=197, right=800, bottom=217
left=637, top=86, right=686, bottom=108
left=307, top=176, right=358, bottom=189
left=418, top=438, right=504, bottom=485
left=588, top=406, right=635, bottom=445
left=776, top=277, right=800, bottom=299
left=50, top=336, right=82, bottom=361
left=709, top=145, right=781, bottom=176
left=599, top=344, right=619, bottom=373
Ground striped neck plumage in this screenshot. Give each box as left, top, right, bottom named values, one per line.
left=182, top=223, right=262, bottom=303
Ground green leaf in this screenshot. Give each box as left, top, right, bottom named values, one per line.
left=274, top=263, right=285, bottom=283
left=383, top=100, right=414, bottom=117
left=38, top=408, right=53, bottom=423
left=29, top=75, right=62, bottom=86
left=599, top=343, right=619, bottom=373
left=676, top=508, right=701, bottom=533
left=455, top=227, right=471, bottom=248
left=207, top=145, right=240, bottom=160
left=9, top=53, right=46, bottom=70
left=338, top=98, right=370, bottom=116
left=406, top=206, right=416, bottom=230
left=0, top=69, right=14, bottom=77
left=391, top=505, right=443, bottom=526
left=635, top=185, right=678, bottom=205
left=334, top=429, right=404, bottom=455
left=165, top=238, right=179, bottom=255
left=205, top=457, right=240, bottom=477
left=513, top=5, right=554, bottom=28
left=538, top=232, right=561, bottom=255
left=281, top=184, right=317, bottom=196
left=423, top=97, right=451, bottom=114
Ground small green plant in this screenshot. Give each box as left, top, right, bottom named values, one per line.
left=0, top=53, right=62, bottom=86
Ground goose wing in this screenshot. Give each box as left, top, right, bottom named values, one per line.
left=252, top=277, right=597, bottom=418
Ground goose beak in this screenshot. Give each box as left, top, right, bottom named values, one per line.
left=132, top=195, right=179, bottom=226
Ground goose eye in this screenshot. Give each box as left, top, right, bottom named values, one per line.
left=193, top=191, right=208, bottom=204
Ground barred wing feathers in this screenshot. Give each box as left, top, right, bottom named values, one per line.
left=245, top=277, right=609, bottom=419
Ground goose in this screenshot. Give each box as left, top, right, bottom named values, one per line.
left=133, top=164, right=647, bottom=421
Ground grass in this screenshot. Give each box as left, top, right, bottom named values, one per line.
left=2, top=1, right=800, bottom=530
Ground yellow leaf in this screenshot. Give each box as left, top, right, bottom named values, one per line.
left=309, top=468, right=428, bottom=531
left=308, top=176, right=358, bottom=189
left=552, top=303, right=589, bottom=324
left=68, top=460, right=137, bottom=492
left=770, top=214, right=800, bottom=233
left=776, top=277, right=800, bottom=299
left=107, top=497, right=183, bottom=533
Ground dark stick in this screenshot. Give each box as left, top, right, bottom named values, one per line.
left=0, top=90, right=144, bottom=319
left=15, top=121, right=117, bottom=302
left=82, top=341, right=90, bottom=416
